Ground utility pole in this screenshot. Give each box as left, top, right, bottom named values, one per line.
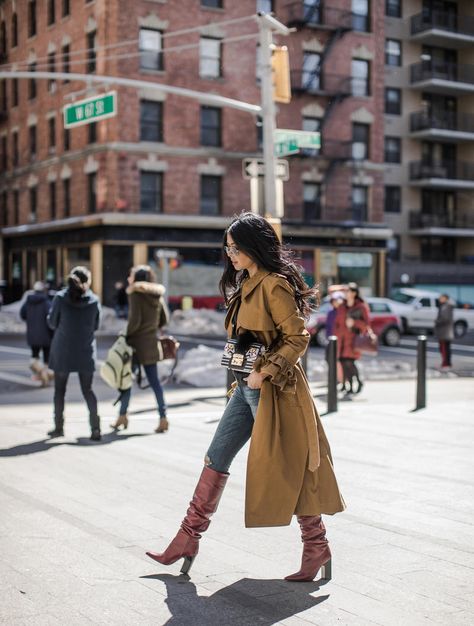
left=257, top=13, right=291, bottom=219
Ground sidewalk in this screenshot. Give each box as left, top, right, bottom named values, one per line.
left=0, top=378, right=473, bottom=625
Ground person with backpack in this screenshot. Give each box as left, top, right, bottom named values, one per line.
left=47, top=266, right=102, bottom=441
left=110, top=265, right=170, bottom=434
left=20, top=281, right=53, bottom=386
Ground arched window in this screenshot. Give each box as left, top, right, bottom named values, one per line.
left=12, top=14, right=18, bottom=47
left=0, top=22, right=6, bottom=59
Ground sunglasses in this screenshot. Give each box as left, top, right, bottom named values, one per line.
left=224, top=246, right=240, bottom=257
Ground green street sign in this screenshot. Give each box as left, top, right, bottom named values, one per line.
left=275, top=140, right=299, bottom=157
left=275, top=129, right=321, bottom=150
left=63, top=91, right=117, bottom=128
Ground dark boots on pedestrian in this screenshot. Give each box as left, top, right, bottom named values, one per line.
left=146, top=466, right=228, bottom=575
left=285, top=515, right=332, bottom=582
left=47, top=416, right=64, bottom=438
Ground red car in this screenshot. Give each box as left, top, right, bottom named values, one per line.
left=307, top=297, right=402, bottom=347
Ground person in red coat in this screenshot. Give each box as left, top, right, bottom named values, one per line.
left=333, top=282, right=369, bottom=395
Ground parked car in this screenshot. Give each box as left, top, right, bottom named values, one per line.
left=307, top=297, right=403, bottom=347
left=389, top=288, right=474, bottom=337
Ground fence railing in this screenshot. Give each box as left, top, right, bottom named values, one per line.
left=410, top=110, right=474, bottom=134
left=411, top=10, right=474, bottom=37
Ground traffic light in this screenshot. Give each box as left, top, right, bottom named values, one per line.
left=271, top=45, right=291, bottom=104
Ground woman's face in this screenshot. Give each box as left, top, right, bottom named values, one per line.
left=225, top=233, right=257, bottom=274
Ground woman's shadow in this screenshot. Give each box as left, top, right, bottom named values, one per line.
left=141, top=573, right=329, bottom=625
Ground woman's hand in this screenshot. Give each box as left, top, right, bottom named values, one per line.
left=245, top=370, right=267, bottom=390
left=346, top=318, right=355, bottom=329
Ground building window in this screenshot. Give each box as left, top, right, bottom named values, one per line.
left=302, top=52, right=321, bottom=92
left=12, top=78, right=19, bottom=106
left=421, top=237, right=455, bottom=263
left=88, top=122, right=97, bottom=144
left=385, top=0, right=401, bottom=18
left=63, top=127, right=70, bottom=151
left=384, top=186, right=401, bottom=213
left=0, top=79, right=7, bottom=113
left=200, top=37, right=222, bottom=79
left=12, top=130, right=19, bottom=166
left=29, top=125, right=37, bottom=158
left=29, top=187, right=37, bottom=222
left=49, top=181, right=56, bottom=220
left=352, top=123, right=370, bottom=160
left=13, top=189, right=19, bottom=224
left=200, top=106, right=221, bottom=147
left=385, top=87, right=401, bottom=115
left=352, top=186, right=368, bottom=221
left=352, top=0, right=370, bottom=32
left=140, top=100, right=163, bottom=142
left=385, top=39, right=401, bottom=67
left=47, top=0, right=56, bottom=25
left=201, top=0, right=223, bottom=7
left=388, top=236, right=400, bottom=261
left=257, top=0, right=273, bottom=11
left=88, top=172, right=97, bottom=213
left=87, top=30, right=96, bottom=73
left=303, top=183, right=321, bottom=221
left=1, top=136, right=7, bottom=171
left=48, top=117, right=56, bottom=151
left=48, top=52, right=56, bottom=91
left=62, top=0, right=70, bottom=17
left=140, top=172, right=163, bottom=213
left=200, top=175, right=221, bottom=215
left=28, top=63, right=37, bottom=99
left=139, top=28, right=163, bottom=71
left=384, top=136, right=401, bottom=163
left=0, top=21, right=6, bottom=60
left=28, top=1, right=37, bottom=38
left=62, top=44, right=70, bottom=81
left=63, top=178, right=71, bottom=216
left=11, top=13, right=18, bottom=47
left=351, top=59, right=370, bottom=96
left=302, top=116, right=321, bottom=156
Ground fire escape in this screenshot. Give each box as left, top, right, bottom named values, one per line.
left=286, top=2, right=356, bottom=222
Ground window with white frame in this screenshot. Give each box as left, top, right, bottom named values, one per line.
left=200, top=37, right=221, bottom=78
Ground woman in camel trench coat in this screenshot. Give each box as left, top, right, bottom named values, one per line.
left=147, top=213, right=345, bottom=581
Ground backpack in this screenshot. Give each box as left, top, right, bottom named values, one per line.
left=100, top=335, right=134, bottom=391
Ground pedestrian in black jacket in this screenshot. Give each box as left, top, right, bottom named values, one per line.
left=20, top=281, right=53, bottom=386
left=47, top=266, right=102, bottom=441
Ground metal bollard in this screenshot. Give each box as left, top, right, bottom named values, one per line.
left=416, top=335, right=427, bottom=410
left=327, top=336, right=338, bottom=413
left=226, top=368, right=234, bottom=403
left=301, top=348, right=309, bottom=374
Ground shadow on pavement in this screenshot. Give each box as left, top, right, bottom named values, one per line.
left=0, top=432, right=151, bottom=457
left=141, top=573, right=329, bottom=625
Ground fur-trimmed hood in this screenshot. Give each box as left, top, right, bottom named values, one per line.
left=126, top=281, right=165, bottom=297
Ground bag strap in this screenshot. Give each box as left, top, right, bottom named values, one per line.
left=231, top=295, right=242, bottom=339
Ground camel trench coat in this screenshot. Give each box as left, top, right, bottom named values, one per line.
left=225, top=269, right=346, bottom=528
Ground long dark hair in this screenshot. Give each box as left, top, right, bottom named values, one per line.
left=67, top=266, right=91, bottom=302
left=219, top=212, right=317, bottom=318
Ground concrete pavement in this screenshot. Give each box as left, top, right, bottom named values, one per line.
left=0, top=377, right=473, bottom=625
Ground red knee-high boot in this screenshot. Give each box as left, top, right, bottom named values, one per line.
left=146, top=466, right=228, bottom=575
left=285, top=515, right=332, bottom=582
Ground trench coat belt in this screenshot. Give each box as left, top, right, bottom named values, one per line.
left=296, top=363, right=320, bottom=473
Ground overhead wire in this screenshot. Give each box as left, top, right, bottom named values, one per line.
left=0, top=14, right=259, bottom=72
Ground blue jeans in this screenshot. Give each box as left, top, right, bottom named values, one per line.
left=206, top=382, right=261, bottom=473
left=119, top=363, right=167, bottom=418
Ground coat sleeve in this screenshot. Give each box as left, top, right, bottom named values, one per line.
left=352, top=302, right=370, bottom=334
left=20, top=301, right=27, bottom=321
left=259, top=278, right=310, bottom=392
left=126, top=293, right=142, bottom=338
left=94, top=301, right=102, bottom=331
left=47, top=295, right=61, bottom=330
left=158, top=297, right=170, bottom=329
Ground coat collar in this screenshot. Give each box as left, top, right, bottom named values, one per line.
left=127, top=281, right=165, bottom=297
left=241, top=269, right=270, bottom=300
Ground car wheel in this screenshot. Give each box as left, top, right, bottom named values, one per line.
left=454, top=320, right=467, bottom=338
left=382, top=326, right=401, bottom=347
left=315, top=326, right=328, bottom=348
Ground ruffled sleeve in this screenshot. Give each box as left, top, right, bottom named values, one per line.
left=258, top=277, right=310, bottom=393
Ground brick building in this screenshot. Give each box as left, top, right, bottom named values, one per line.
left=0, top=0, right=390, bottom=305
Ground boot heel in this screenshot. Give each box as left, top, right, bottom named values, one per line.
left=321, top=558, right=332, bottom=581
left=180, top=555, right=195, bottom=576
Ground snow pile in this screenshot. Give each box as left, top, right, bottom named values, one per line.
left=0, top=301, right=26, bottom=333
left=173, top=345, right=225, bottom=387
left=167, top=309, right=225, bottom=337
